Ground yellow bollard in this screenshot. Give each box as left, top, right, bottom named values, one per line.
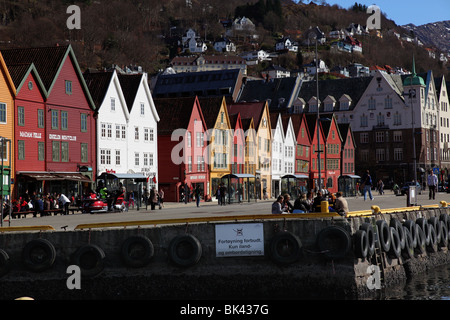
left=321, top=201, right=329, bottom=213
left=371, top=205, right=381, bottom=214
left=440, top=201, right=447, bottom=208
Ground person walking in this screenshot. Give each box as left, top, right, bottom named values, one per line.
left=427, top=170, right=438, bottom=200
left=194, top=185, right=201, bottom=207
left=58, top=193, right=70, bottom=215
left=362, top=170, right=374, bottom=201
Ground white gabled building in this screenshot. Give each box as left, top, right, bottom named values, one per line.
left=282, top=115, right=297, bottom=182
left=84, top=70, right=130, bottom=177
left=270, top=113, right=284, bottom=197
left=118, top=73, right=160, bottom=190
left=437, top=76, right=450, bottom=172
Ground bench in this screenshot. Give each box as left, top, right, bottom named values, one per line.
left=11, top=211, right=35, bottom=218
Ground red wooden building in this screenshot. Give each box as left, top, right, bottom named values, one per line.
left=2, top=45, right=96, bottom=198
left=291, top=113, right=312, bottom=192
left=320, top=115, right=342, bottom=193
left=304, top=114, right=327, bottom=192
left=338, top=123, right=358, bottom=196
left=154, top=96, right=209, bottom=202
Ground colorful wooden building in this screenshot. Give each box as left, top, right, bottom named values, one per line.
left=321, top=115, right=342, bottom=193
left=2, top=45, right=96, bottom=198
left=154, top=96, right=209, bottom=202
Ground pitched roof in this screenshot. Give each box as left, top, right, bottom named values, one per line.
left=83, top=71, right=114, bottom=109
left=197, top=96, right=226, bottom=129
left=154, top=97, right=198, bottom=135
left=118, top=73, right=143, bottom=112
left=227, top=102, right=266, bottom=128
left=5, top=62, right=47, bottom=96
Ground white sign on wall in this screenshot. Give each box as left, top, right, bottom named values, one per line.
left=215, top=223, right=264, bottom=257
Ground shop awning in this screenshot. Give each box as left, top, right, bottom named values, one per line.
left=281, top=174, right=309, bottom=179
left=97, top=172, right=147, bottom=181
left=222, top=174, right=255, bottom=179
left=341, top=175, right=361, bottom=179
left=18, top=172, right=91, bottom=181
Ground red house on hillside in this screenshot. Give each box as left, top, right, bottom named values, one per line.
left=154, top=96, right=209, bottom=202
left=2, top=45, right=96, bottom=198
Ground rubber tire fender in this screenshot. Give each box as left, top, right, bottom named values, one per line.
left=426, top=224, right=438, bottom=253
left=359, top=223, right=375, bottom=256
left=22, top=239, right=56, bottom=272
left=168, top=234, right=202, bottom=267
left=316, top=225, right=351, bottom=259
left=0, top=249, right=10, bottom=278
left=388, top=227, right=402, bottom=259
left=401, top=227, right=414, bottom=260
left=376, top=220, right=391, bottom=253
left=415, top=224, right=426, bottom=254
left=403, top=220, right=417, bottom=248
left=428, top=217, right=441, bottom=244
left=71, top=244, right=105, bottom=277
left=120, top=235, right=154, bottom=268
left=390, top=218, right=405, bottom=250
left=439, top=221, right=448, bottom=248
left=268, top=231, right=302, bottom=265
left=416, top=218, right=430, bottom=246
left=354, top=230, right=368, bottom=259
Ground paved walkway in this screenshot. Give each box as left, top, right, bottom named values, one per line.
left=2, top=191, right=450, bottom=231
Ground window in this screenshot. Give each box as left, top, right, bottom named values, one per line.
left=61, top=111, right=68, bottom=130
left=393, top=131, right=402, bottom=142
left=38, top=142, right=45, bottom=161
left=116, top=125, right=121, bottom=139
left=384, top=96, right=392, bottom=109
left=80, top=114, right=87, bottom=132
left=150, top=128, right=154, bottom=142
left=18, top=106, right=25, bottom=126
left=38, top=110, right=44, bottom=128
left=115, top=150, right=120, bottom=165
left=376, top=148, right=385, bottom=162
left=121, top=125, right=126, bottom=139
left=393, top=112, right=402, bottom=125
left=61, top=142, right=69, bottom=162
left=107, top=124, right=112, bottom=138
left=377, top=113, right=385, bottom=126
left=140, top=103, right=145, bottom=115
left=143, top=153, right=148, bottom=166
left=18, top=140, right=25, bottom=160
left=368, top=97, right=376, bottom=110
left=360, top=132, right=369, bottom=143
left=134, top=127, right=139, bottom=140
left=51, top=110, right=58, bottom=129
left=52, top=141, right=60, bottom=162
left=394, top=148, right=403, bottom=161
left=187, top=131, right=191, bottom=147
left=196, top=132, right=203, bottom=147
left=375, top=132, right=384, bottom=143
left=135, top=152, right=139, bottom=166
left=100, top=149, right=106, bottom=165
left=0, top=103, right=6, bottom=123
left=111, top=98, right=115, bottom=111
left=188, top=156, right=192, bottom=172
left=144, top=128, right=149, bottom=141
left=149, top=153, right=154, bottom=167
left=65, top=80, right=72, bottom=95
left=360, top=114, right=368, bottom=127
left=101, top=123, right=106, bottom=138
left=81, top=143, right=88, bottom=163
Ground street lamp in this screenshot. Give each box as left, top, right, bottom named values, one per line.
left=408, top=88, right=418, bottom=186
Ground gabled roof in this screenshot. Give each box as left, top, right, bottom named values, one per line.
left=154, top=97, right=204, bottom=135
left=0, top=51, right=16, bottom=98
left=118, top=73, right=143, bottom=112
left=227, top=101, right=267, bottom=129
left=197, top=96, right=228, bottom=130
left=337, top=123, right=355, bottom=148
left=5, top=62, right=47, bottom=97
left=1, top=45, right=95, bottom=109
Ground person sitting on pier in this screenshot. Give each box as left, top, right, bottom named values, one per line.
left=334, top=192, right=349, bottom=217
left=272, top=196, right=288, bottom=214
left=293, top=193, right=311, bottom=213
left=283, top=194, right=294, bottom=213
left=312, top=191, right=325, bottom=212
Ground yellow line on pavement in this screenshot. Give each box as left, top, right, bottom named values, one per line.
left=0, top=225, right=55, bottom=232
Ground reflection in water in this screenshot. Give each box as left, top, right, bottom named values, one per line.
left=377, top=264, right=450, bottom=300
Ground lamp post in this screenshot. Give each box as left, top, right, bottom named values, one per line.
left=312, top=31, right=322, bottom=192
left=408, top=88, right=417, bottom=186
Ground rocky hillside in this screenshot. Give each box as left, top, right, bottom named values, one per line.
left=402, top=21, right=450, bottom=54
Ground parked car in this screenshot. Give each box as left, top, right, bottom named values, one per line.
left=400, top=182, right=422, bottom=195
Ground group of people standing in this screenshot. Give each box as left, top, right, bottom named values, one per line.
left=9, top=191, right=73, bottom=217
left=143, top=186, right=164, bottom=210
left=271, top=190, right=349, bottom=217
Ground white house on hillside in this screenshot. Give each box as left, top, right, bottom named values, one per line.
left=180, top=29, right=207, bottom=53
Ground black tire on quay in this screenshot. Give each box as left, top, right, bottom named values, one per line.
left=354, top=230, right=368, bottom=259
left=426, top=224, right=438, bottom=253
left=120, top=235, right=154, bottom=268
left=403, top=220, right=417, bottom=248
left=415, top=225, right=426, bottom=254
left=168, top=234, right=202, bottom=267
left=317, top=225, right=351, bottom=259
left=429, top=217, right=441, bottom=244
left=416, top=218, right=430, bottom=246
left=376, top=220, right=391, bottom=253
left=359, top=223, right=375, bottom=256
left=402, top=227, right=415, bottom=260
left=71, top=244, right=105, bottom=277
left=388, top=227, right=402, bottom=259
left=390, top=219, right=406, bottom=250
left=22, top=239, right=56, bottom=272
left=268, top=231, right=303, bottom=265
left=440, top=221, right=448, bottom=248
left=0, top=249, right=10, bottom=278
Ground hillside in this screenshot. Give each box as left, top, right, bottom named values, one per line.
left=0, top=0, right=447, bottom=77
left=402, top=21, right=450, bottom=54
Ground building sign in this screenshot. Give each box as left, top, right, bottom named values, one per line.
left=19, top=131, right=42, bottom=139
left=49, top=134, right=77, bottom=141
left=215, top=223, right=264, bottom=257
